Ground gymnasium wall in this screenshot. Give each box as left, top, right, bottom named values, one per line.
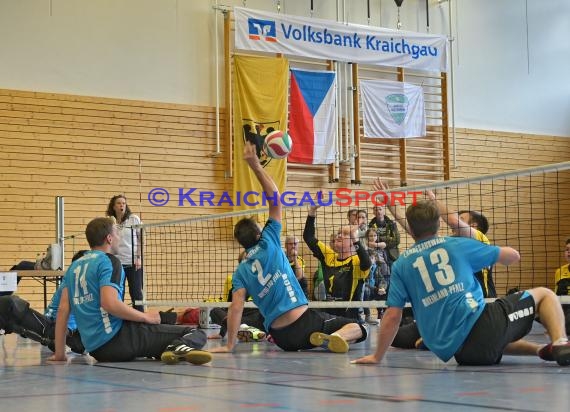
left=1, top=88, right=569, bottom=308
left=0, top=0, right=569, bottom=137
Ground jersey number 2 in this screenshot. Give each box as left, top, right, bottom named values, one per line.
left=252, top=259, right=271, bottom=286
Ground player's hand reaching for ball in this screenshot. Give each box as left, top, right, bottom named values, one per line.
left=244, top=141, right=261, bottom=170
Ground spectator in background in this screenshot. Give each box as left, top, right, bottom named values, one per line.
left=347, top=209, right=358, bottom=226
left=362, top=228, right=391, bottom=324
left=369, top=205, right=400, bottom=268
left=356, top=209, right=369, bottom=239
left=106, top=194, right=143, bottom=312
left=285, top=235, right=309, bottom=298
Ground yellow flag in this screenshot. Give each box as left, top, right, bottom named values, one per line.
left=233, top=55, right=288, bottom=214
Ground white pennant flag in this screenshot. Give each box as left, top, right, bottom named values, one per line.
left=360, top=79, right=426, bottom=138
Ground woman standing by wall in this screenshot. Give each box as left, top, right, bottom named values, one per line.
left=106, top=195, right=143, bottom=312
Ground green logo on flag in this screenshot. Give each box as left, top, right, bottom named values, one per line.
left=386, top=94, right=408, bottom=125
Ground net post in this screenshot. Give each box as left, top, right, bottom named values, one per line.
left=199, top=307, right=212, bottom=328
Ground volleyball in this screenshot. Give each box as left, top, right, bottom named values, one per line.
left=263, top=130, right=293, bottom=159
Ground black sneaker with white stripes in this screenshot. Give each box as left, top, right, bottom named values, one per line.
left=552, top=342, right=570, bottom=366
left=160, top=344, right=212, bottom=365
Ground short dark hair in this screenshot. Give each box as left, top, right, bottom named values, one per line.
left=85, top=217, right=115, bottom=248
left=234, top=218, right=261, bottom=249
left=406, top=200, right=440, bottom=239
left=566, top=238, right=570, bottom=246
left=106, top=194, right=132, bottom=224
left=458, top=210, right=489, bottom=235
left=357, top=209, right=368, bottom=218
left=347, top=209, right=358, bottom=218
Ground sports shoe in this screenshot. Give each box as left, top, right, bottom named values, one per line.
left=538, top=343, right=554, bottom=361
left=160, top=344, right=212, bottom=365
left=365, top=315, right=380, bottom=325
left=237, top=324, right=266, bottom=342
left=552, top=342, right=570, bottom=366
left=309, top=332, right=349, bottom=353
left=415, top=337, right=428, bottom=350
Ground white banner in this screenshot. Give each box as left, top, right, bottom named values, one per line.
left=234, top=7, right=448, bottom=73
left=361, top=80, right=426, bottom=138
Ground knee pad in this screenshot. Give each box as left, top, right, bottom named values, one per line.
left=181, top=329, right=207, bottom=349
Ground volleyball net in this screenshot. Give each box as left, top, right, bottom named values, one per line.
left=138, top=161, right=570, bottom=309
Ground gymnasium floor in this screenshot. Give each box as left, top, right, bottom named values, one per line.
left=1, top=323, right=569, bottom=412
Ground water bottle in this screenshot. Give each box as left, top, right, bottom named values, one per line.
left=35, top=253, right=43, bottom=270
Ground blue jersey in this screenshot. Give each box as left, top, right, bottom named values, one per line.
left=44, top=283, right=77, bottom=330
left=232, top=218, right=308, bottom=331
left=387, top=236, right=500, bottom=361
left=62, top=250, right=125, bottom=353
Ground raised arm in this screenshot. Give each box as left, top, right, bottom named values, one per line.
left=243, top=141, right=281, bottom=222
left=303, top=205, right=323, bottom=258
left=426, top=190, right=475, bottom=238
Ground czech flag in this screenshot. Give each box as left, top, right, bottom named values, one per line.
left=288, top=69, right=336, bottom=164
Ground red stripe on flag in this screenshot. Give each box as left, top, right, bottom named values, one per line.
left=288, top=73, right=315, bottom=163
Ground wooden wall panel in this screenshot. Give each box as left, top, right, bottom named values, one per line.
left=1, top=89, right=569, bottom=308
left=0, top=89, right=230, bottom=308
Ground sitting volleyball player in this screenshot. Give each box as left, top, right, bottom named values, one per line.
left=210, top=142, right=366, bottom=354
left=0, top=280, right=84, bottom=354
left=49, top=217, right=211, bottom=364
left=0, top=251, right=86, bottom=353
left=353, top=199, right=570, bottom=366
left=1, top=250, right=177, bottom=354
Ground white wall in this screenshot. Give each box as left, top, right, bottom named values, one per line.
left=0, top=0, right=216, bottom=104
left=0, top=0, right=568, bottom=136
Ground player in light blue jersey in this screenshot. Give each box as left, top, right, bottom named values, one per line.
left=0, top=251, right=88, bottom=354
left=49, top=217, right=211, bottom=365
left=211, top=142, right=367, bottom=354
left=354, top=199, right=570, bottom=366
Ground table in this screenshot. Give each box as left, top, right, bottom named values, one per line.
left=15, top=270, right=65, bottom=310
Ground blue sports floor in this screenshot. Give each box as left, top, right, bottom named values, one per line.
left=1, top=323, right=569, bottom=412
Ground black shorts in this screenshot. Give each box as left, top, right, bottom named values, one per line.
left=90, top=322, right=206, bottom=362
left=268, top=309, right=367, bottom=351
left=454, top=291, right=535, bottom=365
